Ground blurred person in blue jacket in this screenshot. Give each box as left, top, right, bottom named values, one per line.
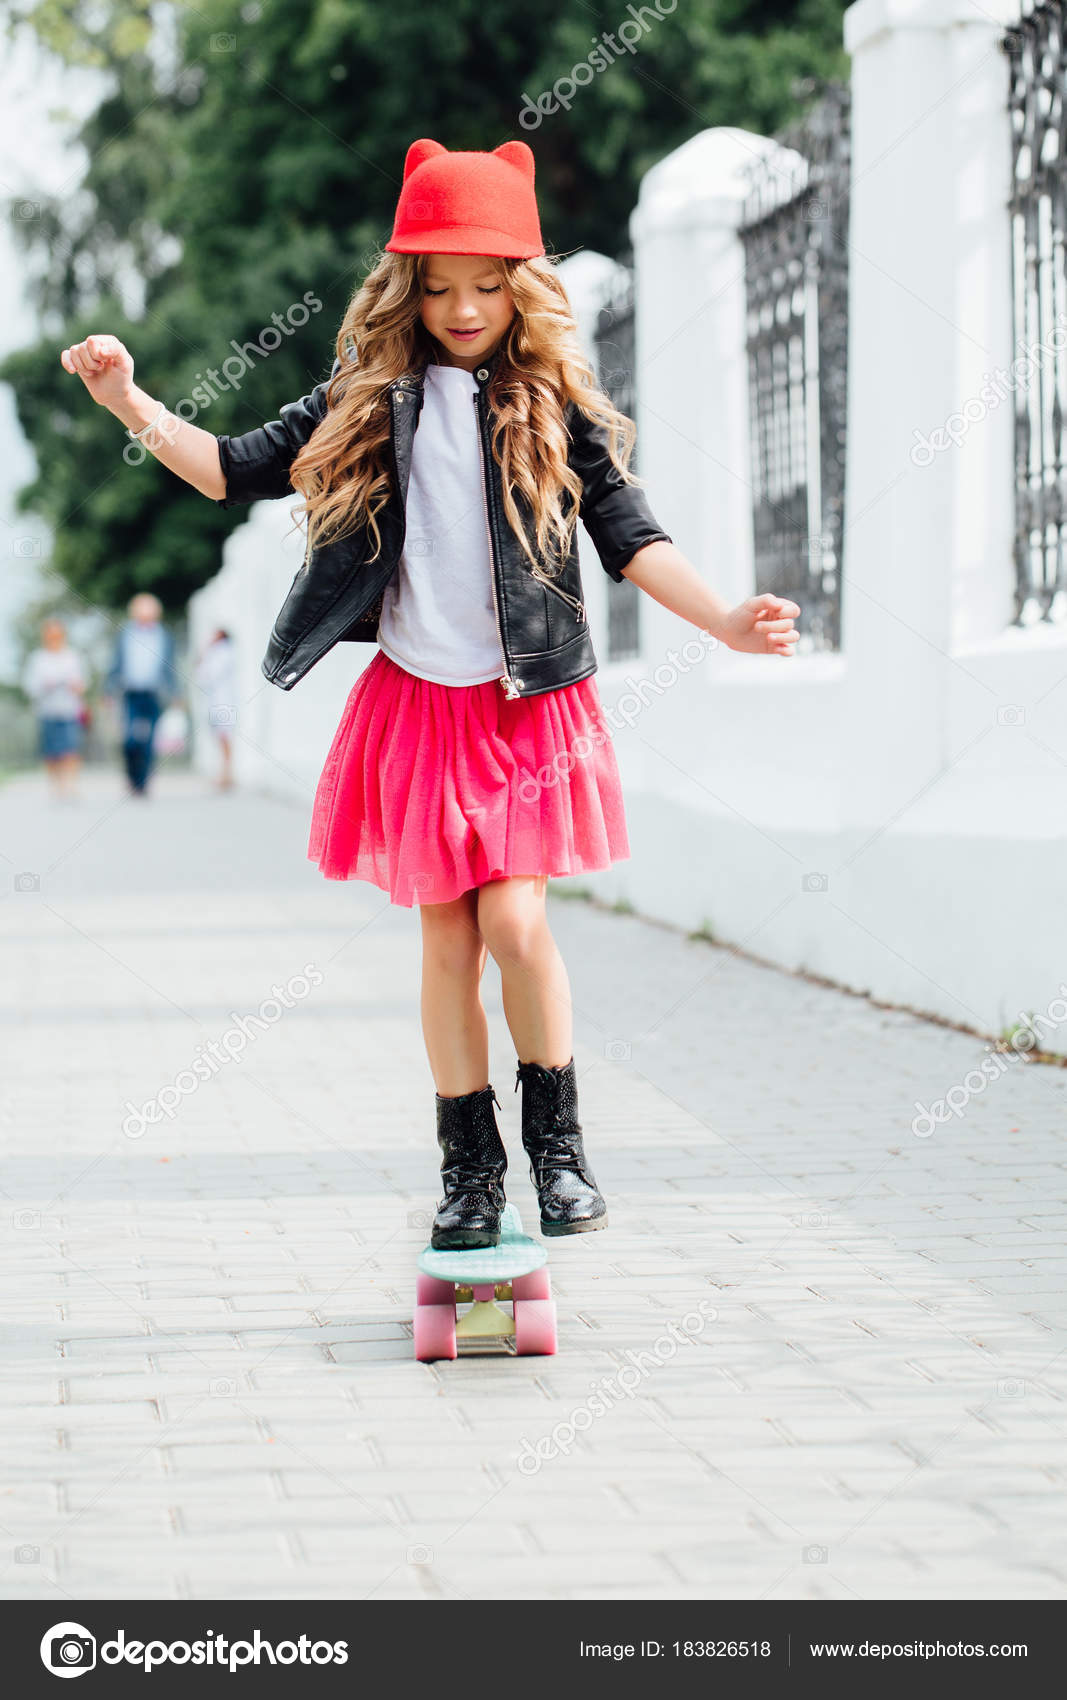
left=104, top=592, right=180, bottom=796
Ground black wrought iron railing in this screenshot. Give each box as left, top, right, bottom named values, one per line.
left=593, top=260, right=641, bottom=661
left=739, top=79, right=851, bottom=652
left=1003, top=4, right=1067, bottom=624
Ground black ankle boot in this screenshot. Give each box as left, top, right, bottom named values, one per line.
left=431, top=1083, right=508, bottom=1250
left=514, top=1057, right=607, bottom=1236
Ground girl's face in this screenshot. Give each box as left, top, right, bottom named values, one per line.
left=418, top=254, right=516, bottom=371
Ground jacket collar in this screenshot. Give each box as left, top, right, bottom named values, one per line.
left=392, top=341, right=504, bottom=395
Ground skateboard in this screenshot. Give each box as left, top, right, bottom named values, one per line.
left=414, top=1203, right=557, bottom=1361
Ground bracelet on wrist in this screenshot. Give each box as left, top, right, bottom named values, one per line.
left=126, top=400, right=170, bottom=442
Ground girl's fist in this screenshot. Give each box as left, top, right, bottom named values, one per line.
left=59, top=335, right=134, bottom=407
left=722, top=593, right=801, bottom=657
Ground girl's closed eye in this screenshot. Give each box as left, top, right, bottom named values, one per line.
left=424, top=285, right=502, bottom=296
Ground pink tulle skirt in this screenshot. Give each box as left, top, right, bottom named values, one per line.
left=307, top=648, right=630, bottom=906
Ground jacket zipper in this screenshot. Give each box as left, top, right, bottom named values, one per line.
left=390, top=388, right=409, bottom=562
left=473, top=388, right=522, bottom=699
left=536, top=572, right=586, bottom=622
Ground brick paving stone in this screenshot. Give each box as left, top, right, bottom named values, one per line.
left=2, top=767, right=1066, bottom=1600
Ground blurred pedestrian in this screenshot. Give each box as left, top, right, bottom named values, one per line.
left=195, top=627, right=237, bottom=790
left=22, top=618, right=87, bottom=800
left=104, top=593, right=180, bottom=797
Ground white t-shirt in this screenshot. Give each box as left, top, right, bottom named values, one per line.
left=22, top=646, right=85, bottom=720
left=377, top=363, right=505, bottom=686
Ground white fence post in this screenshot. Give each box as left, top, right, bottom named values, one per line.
left=629, top=127, right=782, bottom=640
left=840, top=0, right=1020, bottom=824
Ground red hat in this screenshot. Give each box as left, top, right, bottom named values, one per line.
left=386, top=138, right=544, bottom=259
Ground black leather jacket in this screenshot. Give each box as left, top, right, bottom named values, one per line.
left=213, top=343, right=672, bottom=698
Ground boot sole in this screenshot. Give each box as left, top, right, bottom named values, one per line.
left=540, top=1213, right=608, bottom=1237
left=430, top=1229, right=502, bottom=1250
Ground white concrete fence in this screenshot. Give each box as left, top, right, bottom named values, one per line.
left=191, top=0, right=1067, bottom=1048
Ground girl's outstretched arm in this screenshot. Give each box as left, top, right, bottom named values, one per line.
left=60, top=334, right=227, bottom=499
left=621, top=538, right=800, bottom=658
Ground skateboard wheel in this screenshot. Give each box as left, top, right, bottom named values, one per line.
left=513, top=1298, right=557, bottom=1357
left=414, top=1303, right=457, bottom=1362
left=416, top=1273, right=456, bottom=1308
left=511, top=1268, right=551, bottom=1301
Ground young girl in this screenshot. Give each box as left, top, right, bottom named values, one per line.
left=59, top=138, right=799, bottom=1254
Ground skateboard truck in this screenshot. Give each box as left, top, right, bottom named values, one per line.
left=413, top=1205, right=557, bottom=1361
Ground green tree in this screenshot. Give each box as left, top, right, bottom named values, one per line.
left=1, top=0, right=848, bottom=613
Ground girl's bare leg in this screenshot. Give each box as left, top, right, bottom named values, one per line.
left=475, top=875, right=572, bottom=1067
left=418, top=887, right=491, bottom=1095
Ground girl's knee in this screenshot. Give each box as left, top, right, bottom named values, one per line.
left=477, top=884, right=550, bottom=966
left=420, top=894, right=485, bottom=974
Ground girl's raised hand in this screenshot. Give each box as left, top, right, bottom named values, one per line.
left=721, top=593, right=801, bottom=657
left=59, top=334, right=134, bottom=409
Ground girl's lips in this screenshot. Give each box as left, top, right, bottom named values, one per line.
left=447, top=328, right=484, bottom=339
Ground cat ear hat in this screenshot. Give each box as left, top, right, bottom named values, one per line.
left=385, top=138, right=545, bottom=258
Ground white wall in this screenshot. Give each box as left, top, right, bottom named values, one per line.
left=596, top=0, right=1064, bottom=1045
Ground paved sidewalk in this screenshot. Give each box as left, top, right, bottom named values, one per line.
left=1, top=765, right=1065, bottom=1602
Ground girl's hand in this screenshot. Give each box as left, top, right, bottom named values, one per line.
left=721, top=593, right=801, bottom=657
left=59, top=334, right=134, bottom=410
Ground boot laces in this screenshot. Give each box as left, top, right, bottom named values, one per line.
left=442, top=1086, right=503, bottom=1191
left=530, top=1130, right=585, bottom=1173
left=446, top=1159, right=504, bottom=1191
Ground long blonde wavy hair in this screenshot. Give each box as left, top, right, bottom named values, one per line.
left=285, top=250, right=642, bottom=582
